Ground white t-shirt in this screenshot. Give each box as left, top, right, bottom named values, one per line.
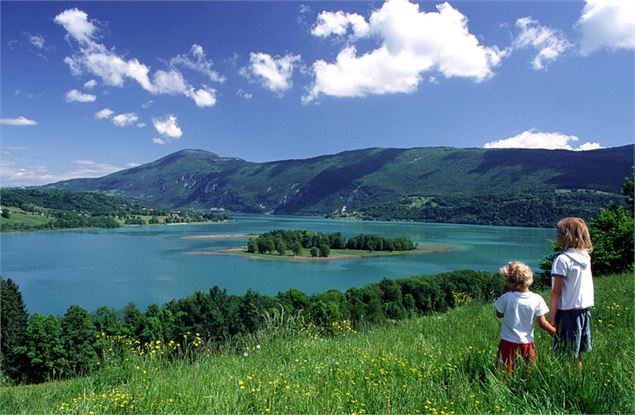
left=494, top=291, right=549, bottom=344
left=551, top=248, right=594, bottom=310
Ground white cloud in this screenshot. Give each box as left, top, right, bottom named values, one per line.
left=186, top=86, right=217, bottom=107
left=24, top=32, right=45, bottom=49
left=152, top=138, right=167, bottom=145
left=304, top=0, right=504, bottom=102
left=512, top=17, right=571, bottom=70
left=95, top=108, right=114, bottom=119
left=311, top=10, right=369, bottom=38
left=169, top=44, right=225, bottom=83
left=111, top=113, right=139, bottom=127
left=0, top=116, right=38, bottom=126
left=153, top=115, right=182, bottom=139
left=54, top=8, right=218, bottom=107
left=483, top=130, right=603, bottom=151
left=243, top=52, right=302, bottom=94
left=84, top=79, right=98, bottom=89
left=137, top=122, right=146, bottom=128
left=577, top=0, right=635, bottom=55
left=236, top=89, right=253, bottom=100
left=0, top=159, right=136, bottom=187
left=576, top=142, right=603, bottom=151
left=54, top=8, right=98, bottom=45
left=65, top=89, right=96, bottom=103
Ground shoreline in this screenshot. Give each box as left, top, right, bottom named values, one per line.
left=180, top=233, right=256, bottom=240
left=186, top=244, right=455, bottom=262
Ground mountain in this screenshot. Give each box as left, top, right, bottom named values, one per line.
left=44, top=145, right=634, bottom=226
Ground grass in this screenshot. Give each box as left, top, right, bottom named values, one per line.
left=1, top=273, right=633, bottom=414
left=0, top=207, right=54, bottom=230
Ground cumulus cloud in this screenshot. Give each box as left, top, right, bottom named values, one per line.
left=65, top=89, right=96, bottom=103
left=111, top=112, right=139, bottom=127
left=169, top=44, right=225, bottom=83
left=54, top=8, right=98, bottom=45
left=186, top=86, right=217, bottom=107
left=84, top=79, right=97, bottom=89
left=311, top=10, right=369, bottom=38
left=54, top=8, right=217, bottom=107
left=512, top=17, right=572, bottom=70
left=0, top=116, right=38, bottom=126
left=243, top=52, right=302, bottom=94
left=153, top=115, right=182, bottom=139
left=577, top=0, right=635, bottom=55
left=95, top=108, right=114, bottom=119
left=304, top=0, right=504, bottom=102
left=483, top=130, right=603, bottom=151
left=152, top=138, right=167, bottom=145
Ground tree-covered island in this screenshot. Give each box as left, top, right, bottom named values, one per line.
left=242, top=229, right=420, bottom=259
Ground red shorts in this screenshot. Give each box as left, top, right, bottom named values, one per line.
left=497, top=339, right=536, bottom=374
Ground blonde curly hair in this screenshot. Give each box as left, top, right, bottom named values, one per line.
left=500, top=261, right=534, bottom=291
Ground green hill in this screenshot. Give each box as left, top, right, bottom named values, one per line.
left=43, top=145, right=634, bottom=226
left=2, top=273, right=632, bottom=414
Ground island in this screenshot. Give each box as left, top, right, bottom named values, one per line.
left=187, top=229, right=454, bottom=261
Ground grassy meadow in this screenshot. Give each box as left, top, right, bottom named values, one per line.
left=1, top=273, right=633, bottom=414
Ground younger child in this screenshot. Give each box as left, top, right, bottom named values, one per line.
left=495, top=261, right=556, bottom=373
left=550, top=217, right=594, bottom=367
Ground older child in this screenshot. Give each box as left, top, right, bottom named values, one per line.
left=550, top=217, right=594, bottom=367
left=495, top=261, right=556, bottom=373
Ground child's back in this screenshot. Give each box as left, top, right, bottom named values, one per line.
left=496, top=290, right=549, bottom=344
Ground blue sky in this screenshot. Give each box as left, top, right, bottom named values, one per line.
left=1, top=0, right=633, bottom=186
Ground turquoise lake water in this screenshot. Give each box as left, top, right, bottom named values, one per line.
left=0, top=214, right=555, bottom=315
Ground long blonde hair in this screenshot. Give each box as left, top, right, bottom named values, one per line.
left=555, top=217, right=594, bottom=253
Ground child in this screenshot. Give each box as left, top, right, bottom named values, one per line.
left=495, top=261, right=556, bottom=373
left=549, top=217, right=594, bottom=367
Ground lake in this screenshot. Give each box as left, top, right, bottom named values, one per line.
left=0, top=214, right=555, bottom=315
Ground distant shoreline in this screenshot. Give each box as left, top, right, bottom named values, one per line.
left=186, top=244, right=455, bottom=261
left=180, top=233, right=256, bottom=240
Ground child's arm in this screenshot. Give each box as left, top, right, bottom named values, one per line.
left=537, top=315, right=556, bottom=336
left=549, top=276, right=564, bottom=326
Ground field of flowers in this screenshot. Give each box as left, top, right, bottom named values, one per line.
left=1, top=273, right=632, bottom=414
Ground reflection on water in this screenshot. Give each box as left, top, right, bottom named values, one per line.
left=0, top=214, right=554, bottom=314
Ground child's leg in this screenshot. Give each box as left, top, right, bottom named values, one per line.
left=497, top=340, right=518, bottom=374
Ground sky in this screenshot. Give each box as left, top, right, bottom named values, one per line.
left=1, top=0, right=634, bottom=187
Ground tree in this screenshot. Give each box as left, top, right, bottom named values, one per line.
left=622, top=167, right=634, bottom=214
left=590, top=204, right=634, bottom=275
left=0, top=277, right=29, bottom=381
left=24, top=314, right=67, bottom=382
left=1, top=209, right=10, bottom=219
left=61, top=305, right=99, bottom=375
left=309, top=247, right=319, bottom=257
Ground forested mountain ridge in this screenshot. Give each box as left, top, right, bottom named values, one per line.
left=43, top=145, right=634, bottom=226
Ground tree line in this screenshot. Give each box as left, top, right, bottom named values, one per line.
left=0, top=188, right=230, bottom=231
left=246, top=230, right=416, bottom=257
left=354, top=191, right=625, bottom=228
left=1, top=269, right=498, bottom=384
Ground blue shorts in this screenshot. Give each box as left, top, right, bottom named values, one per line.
left=553, top=308, right=592, bottom=358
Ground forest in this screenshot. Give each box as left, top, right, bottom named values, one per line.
left=246, top=230, right=416, bottom=257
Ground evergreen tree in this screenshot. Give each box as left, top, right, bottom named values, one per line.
left=0, top=277, right=29, bottom=382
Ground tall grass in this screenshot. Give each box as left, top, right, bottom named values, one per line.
left=2, top=273, right=632, bottom=414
